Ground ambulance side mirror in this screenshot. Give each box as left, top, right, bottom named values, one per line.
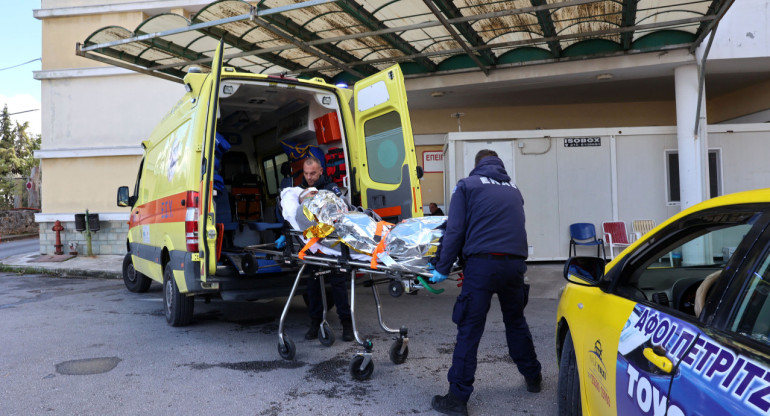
left=416, top=166, right=424, bottom=179
left=117, top=186, right=130, bottom=207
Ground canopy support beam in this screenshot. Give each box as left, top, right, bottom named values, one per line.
left=421, top=0, right=489, bottom=75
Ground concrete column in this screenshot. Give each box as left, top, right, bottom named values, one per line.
left=674, top=64, right=709, bottom=209
left=674, top=64, right=710, bottom=265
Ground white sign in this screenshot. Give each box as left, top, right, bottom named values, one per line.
left=422, top=151, right=444, bottom=173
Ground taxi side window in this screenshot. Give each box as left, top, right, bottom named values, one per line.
left=617, top=215, right=758, bottom=317
left=729, top=247, right=770, bottom=345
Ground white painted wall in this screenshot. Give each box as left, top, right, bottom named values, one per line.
left=40, top=73, right=182, bottom=149
left=710, top=0, right=770, bottom=59
left=446, top=124, right=770, bottom=261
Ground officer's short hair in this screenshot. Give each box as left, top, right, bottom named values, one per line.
left=475, top=149, right=498, bottom=167
left=304, top=156, right=322, bottom=168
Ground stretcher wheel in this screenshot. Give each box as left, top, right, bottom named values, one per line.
left=241, top=253, right=258, bottom=275
left=388, top=281, right=404, bottom=297
left=389, top=339, right=409, bottom=364
left=278, top=337, right=296, bottom=360
left=349, top=355, right=374, bottom=381
left=319, top=322, right=335, bottom=347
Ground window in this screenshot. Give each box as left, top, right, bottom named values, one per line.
left=364, top=111, right=405, bottom=184
left=730, top=244, right=770, bottom=345
left=616, top=210, right=761, bottom=317
left=665, top=149, right=722, bottom=205
left=263, top=153, right=289, bottom=196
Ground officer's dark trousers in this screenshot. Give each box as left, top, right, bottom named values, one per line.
left=448, top=257, right=541, bottom=402
left=306, top=267, right=351, bottom=321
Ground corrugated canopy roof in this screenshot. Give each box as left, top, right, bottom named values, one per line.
left=77, top=0, right=734, bottom=83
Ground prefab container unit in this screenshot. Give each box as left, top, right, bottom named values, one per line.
left=443, top=123, right=770, bottom=261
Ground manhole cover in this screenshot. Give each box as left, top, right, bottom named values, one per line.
left=55, top=357, right=121, bottom=375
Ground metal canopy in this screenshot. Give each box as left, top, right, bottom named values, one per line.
left=77, top=0, right=734, bottom=84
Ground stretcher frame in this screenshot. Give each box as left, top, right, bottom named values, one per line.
left=246, top=230, right=460, bottom=381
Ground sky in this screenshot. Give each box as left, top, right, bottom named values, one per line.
left=0, top=2, right=42, bottom=136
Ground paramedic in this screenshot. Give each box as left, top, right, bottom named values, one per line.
left=429, top=202, right=444, bottom=216
left=429, top=150, right=542, bottom=416
left=301, top=156, right=353, bottom=342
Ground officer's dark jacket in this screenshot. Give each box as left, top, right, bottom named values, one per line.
left=435, top=156, right=528, bottom=274
left=301, top=174, right=341, bottom=196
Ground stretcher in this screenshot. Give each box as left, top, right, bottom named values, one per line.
left=246, top=229, right=462, bottom=381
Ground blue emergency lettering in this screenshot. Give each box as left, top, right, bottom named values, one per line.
left=634, top=309, right=649, bottom=332
left=662, top=323, right=678, bottom=348
left=734, top=361, right=765, bottom=397
left=682, top=338, right=705, bottom=366
left=695, top=341, right=720, bottom=372
left=748, top=372, right=770, bottom=412
left=671, top=330, right=695, bottom=360
left=706, top=349, right=735, bottom=379
left=651, top=318, right=670, bottom=344
left=722, top=357, right=745, bottom=389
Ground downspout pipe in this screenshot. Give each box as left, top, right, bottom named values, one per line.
left=693, top=23, right=719, bottom=137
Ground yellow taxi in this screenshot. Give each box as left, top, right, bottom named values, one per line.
left=557, top=188, right=770, bottom=415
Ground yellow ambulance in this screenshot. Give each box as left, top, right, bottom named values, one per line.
left=117, top=42, right=423, bottom=326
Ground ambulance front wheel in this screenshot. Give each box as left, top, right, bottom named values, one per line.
left=278, top=337, right=296, bottom=360
left=349, top=355, right=374, bottom=381
left=163, top=263, right=194, bottom=327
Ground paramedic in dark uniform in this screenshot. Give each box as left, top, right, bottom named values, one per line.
left=430, top=150, right=542, bottom=416
left=300, top=156, right=354, bottom=342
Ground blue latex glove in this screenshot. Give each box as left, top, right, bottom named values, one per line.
left=426, top=263, right=435, bottom=271
left=430, top=269, right=448, bottom=283
left=275, top=235, right=286, bottom=249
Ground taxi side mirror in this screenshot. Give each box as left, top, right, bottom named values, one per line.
left=563, top=257, right=604, bottom=286
left=117, top=186, right=131, bottom=207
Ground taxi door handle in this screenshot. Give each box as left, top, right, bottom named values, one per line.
left=643, top=347, right=673, bottom=373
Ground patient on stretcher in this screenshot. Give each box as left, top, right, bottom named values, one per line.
left=280, top=186, right=446, bottom=271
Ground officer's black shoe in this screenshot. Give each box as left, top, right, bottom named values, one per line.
left=526, top=373, right=542, bottom=393
left=305, top=318, right=322, bottom=340
left=431, top=392, right=468, bottom=416
left=341, top=316, right=354, bottom=342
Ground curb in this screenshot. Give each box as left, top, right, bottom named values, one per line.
left=0, top=234, right=38, bottom=243
left=0, top=263, right=121, bottom=279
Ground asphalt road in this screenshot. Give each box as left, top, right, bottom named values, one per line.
left=0, top=272, right=559, bottom=415
left=0, top=237, right=39, bottom=260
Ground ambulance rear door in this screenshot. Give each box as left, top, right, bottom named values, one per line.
left=198, top=40, right=224, bottom=279
left=352, top=64, right=422, bottom=221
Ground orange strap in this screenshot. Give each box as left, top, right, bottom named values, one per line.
left=299, top=237, right=320, bottom=260
left=370, top=221, right=394, bottom=269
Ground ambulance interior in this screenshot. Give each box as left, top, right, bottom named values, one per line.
left=213, top=79, right=350, bottom=256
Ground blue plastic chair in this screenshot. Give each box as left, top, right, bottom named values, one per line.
left=569, top=223, right=606, bottom=259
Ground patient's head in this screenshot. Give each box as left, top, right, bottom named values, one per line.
left=299, top=187, right=318, bottom=203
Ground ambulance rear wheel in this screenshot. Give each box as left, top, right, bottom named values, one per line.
left=278, top=337, right=296, bottom=360
left=319, top=322, right=335, bottom=347
left=557, top=331, right=581, bottom=415
left=163, top=263, right=194, bottom=327
left=123, top=253, right=151, bottom=293
left=349, top=355, right=374, bottom=381
left=389, top=339, right=409, bottom=364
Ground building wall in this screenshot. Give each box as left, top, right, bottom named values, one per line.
left=445, top=124, right=770, bottom=260
left=41, top=155, right=140, bottom=214
left=410, top=101, right=678, bottom=135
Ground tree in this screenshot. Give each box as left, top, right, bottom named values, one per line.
left=0, top=104, right=41, bottom=209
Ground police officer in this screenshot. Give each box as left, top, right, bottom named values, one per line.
left=430, top=150, right=542, bottom=416
left=300, top=156, right=354, bottom=342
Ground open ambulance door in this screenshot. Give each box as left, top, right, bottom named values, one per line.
left=352, top=64, right=423, bottom=222
left=199, top=40, right=224, bottom=279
